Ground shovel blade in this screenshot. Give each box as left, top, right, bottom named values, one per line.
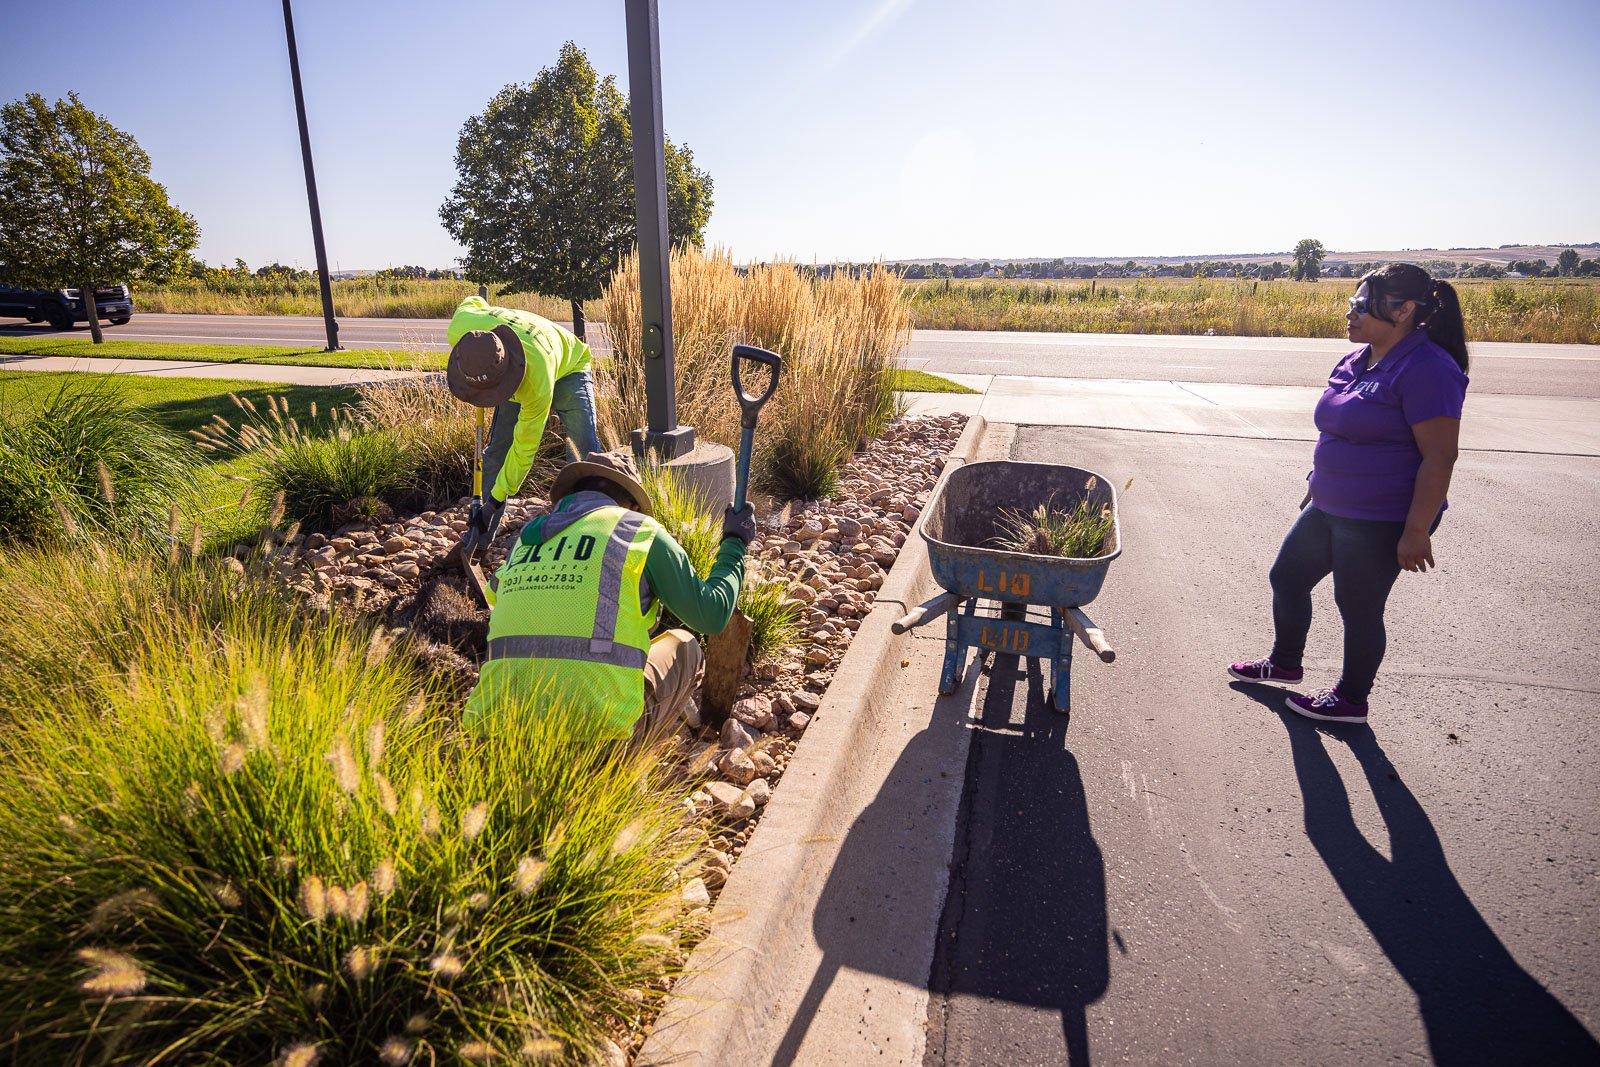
left=700, top=609, right=753, bottom=728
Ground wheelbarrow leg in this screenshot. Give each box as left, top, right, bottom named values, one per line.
left=939, top=598, right=973, bottom=695
left=1050, top=608, right=1073, bottom=713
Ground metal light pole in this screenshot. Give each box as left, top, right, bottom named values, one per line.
left=282, top=0, right=340, bottom=352
left=625, top=0, right=693, bottom=460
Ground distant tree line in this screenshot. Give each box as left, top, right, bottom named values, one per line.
left=890, top=249, right=1598, bottom=281
left=180, top=259, right=466, bottom=281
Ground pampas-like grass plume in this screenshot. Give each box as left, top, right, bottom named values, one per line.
left=366, top=719, right=386, bottom=768
left=326, top=734, right=360, bottom=794
left=371, top=858, right=397, bottom=898
left=374, top=773, right=398, bottom=816
left=211, top=880, right=243, bottom=910
left=88, top=888, right=158, bottom=932
left=96, top=460, right=115, bottom=503
left=77, top=948, right=147, bottom=996
left=378, top=1038, right=412, bottom=1065
left=239, top=676, right=270, bottom=752
left=220, top=743, right=246, bottom=774
left=344, top=880, right=370, bottom=924
left=461, top=801, right=489, bottom=842
left=612, top=817, right=646, bottom=857
left=51, top=499, right=81, bottom=539
left=458, top=1041, right=498, bottom=1064
left=326, top=885, right=348, bottom=921
left=299, top=876, right=327, bottom=923
left=279, top=1042, right=319, bottom=1067
left=520, top=1036, right=565, bottom=1061
left=513, top=856, right=548, bottom=898
left=343, top=944, right=379, bottom=980
left=429, top=952, right=463, bottom=980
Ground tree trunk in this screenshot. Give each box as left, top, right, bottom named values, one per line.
left=570, top=298, right=586, bottom=341
left=81, top=282, right=104, bottom=344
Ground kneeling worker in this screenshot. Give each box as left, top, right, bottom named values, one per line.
left=464, top=451, right=757, bottom=741
left=445, top=294, right=604, bottom=544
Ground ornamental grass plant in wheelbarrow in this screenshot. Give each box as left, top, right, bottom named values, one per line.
left=894, top=459, right=1122, bottom=712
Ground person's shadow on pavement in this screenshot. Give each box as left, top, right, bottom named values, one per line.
left=924, top=654, right=1109, bottom=1066
left=1232, top=681, right=1600, bottom=1065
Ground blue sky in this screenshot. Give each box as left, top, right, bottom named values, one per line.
left=5, top=0, right=1597, bottom=269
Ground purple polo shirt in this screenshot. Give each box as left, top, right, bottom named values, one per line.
left=1308, top=330, right=1468, bottom=522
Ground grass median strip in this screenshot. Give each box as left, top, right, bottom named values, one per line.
left=0, top=335, right=445, bottom=371
left=890, top=368, right=979, bottom=394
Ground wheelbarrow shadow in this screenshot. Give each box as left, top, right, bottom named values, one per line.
left=924, top=653, right=1110, bottom=1065
left=767, top=644, right=1108, bottom=1066
left=1231, top=681, right=1600, bottom=1064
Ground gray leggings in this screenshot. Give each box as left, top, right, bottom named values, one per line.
left=1268, top=505, right=1439, bottom=704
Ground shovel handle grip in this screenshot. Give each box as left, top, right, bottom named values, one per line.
left=732, top=344, right=782, bottom=430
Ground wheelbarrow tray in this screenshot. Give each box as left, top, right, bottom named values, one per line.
left=920, top=459, right=1121, bottom=609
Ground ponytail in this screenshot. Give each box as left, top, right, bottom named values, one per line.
left=1360, top=263, right=1470, bottom=374
left=1423, top=279, right=1469, bottom=373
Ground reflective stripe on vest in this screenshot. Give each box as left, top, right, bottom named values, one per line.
left=486, top=634, right=647, bottom=671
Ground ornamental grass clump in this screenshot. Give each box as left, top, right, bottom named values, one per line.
left=991, top=481, right=1116, bottom=559
left=598, top=248, right=911, bottom=502
left=192, top=391, right=424, bottom=532
left=0, top=382, right=195, bottom=545
left=0, top=545, right=705, bottom=1064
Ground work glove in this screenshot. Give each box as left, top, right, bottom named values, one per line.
left=722, top=503, right=757, bottom=547
left=469, top=494, right=505, bottom=542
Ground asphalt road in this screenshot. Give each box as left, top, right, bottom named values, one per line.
left=923, top=425, right=1600, bottom=1065
left=6, top=314, right=1596, bottom=398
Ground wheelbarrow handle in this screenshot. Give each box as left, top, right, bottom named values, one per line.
left=732, top=344, right=782, bottom=430
left=892, top=592, right=961, bottom=635
left=1066, top=607, right=1115, bottom=663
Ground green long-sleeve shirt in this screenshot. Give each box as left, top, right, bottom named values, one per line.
left=486, top=492, right=746, bottom=635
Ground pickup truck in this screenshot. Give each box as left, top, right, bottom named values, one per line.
left=0, top=284, right=134, bottom=328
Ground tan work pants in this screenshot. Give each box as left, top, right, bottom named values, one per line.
left=634, top=628, right=704, bottom=744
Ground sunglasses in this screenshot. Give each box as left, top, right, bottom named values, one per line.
left=1350, top=292, right=1428, bottom=316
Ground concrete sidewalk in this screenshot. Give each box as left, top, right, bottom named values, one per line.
left=907, top=375, right=1600, bottom=456
left=0, top=353, right=418, bottom=387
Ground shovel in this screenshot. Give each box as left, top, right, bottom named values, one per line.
left=444, top=405, right=491, bottom=608
left=701, top=343, right=782, bottom=727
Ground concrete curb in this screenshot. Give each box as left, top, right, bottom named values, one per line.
left=638, top=414, right=994, bottom=1066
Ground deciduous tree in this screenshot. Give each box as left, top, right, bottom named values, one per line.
left=440, top=43, right=713, bottom=340
left=1557, top=248, right=1580, bottom=276
left=0, top=93, right=197, bottom=343
left=1291, top=238, right=1326, bottom=282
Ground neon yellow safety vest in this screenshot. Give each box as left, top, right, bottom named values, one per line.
left=446, top=296, right=593, bottom=502
left=464, top=503, right=661, bottom=737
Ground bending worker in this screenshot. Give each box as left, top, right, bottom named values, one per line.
left=463, top=450, right=757, bottom=741
left=445, top=294, right=604, bottom=543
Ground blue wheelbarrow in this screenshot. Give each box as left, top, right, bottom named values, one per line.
left=892, top=459, right=1121, bottom=712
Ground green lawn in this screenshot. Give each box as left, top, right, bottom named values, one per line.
left=890, top=368, right=979, bottom=394
left=0, top=335, right=445, bottom=371
left=0, top=370, right=359, bottom=438
left=4, top=339, right=980, bottom=396
left=1, top=370, right=368, bottom=551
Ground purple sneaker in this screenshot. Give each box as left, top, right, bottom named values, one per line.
left=1285, top=687, right=1368, bottom=725
left=1227, top=656, right=1303, bottom=685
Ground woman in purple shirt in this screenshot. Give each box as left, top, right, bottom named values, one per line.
left=1229, top=263, right=1470, bottom=724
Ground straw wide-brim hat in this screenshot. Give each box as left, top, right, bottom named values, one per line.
left=446, top=324, right=525, bottom=407
left=549, top=450, right=653, bottom=517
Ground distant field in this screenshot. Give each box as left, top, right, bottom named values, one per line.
left=127, top=275, right=1600, bottom=345
left=903, top=276, right=1600, bottom=344
left=132, top=276, right=584, bottom=320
